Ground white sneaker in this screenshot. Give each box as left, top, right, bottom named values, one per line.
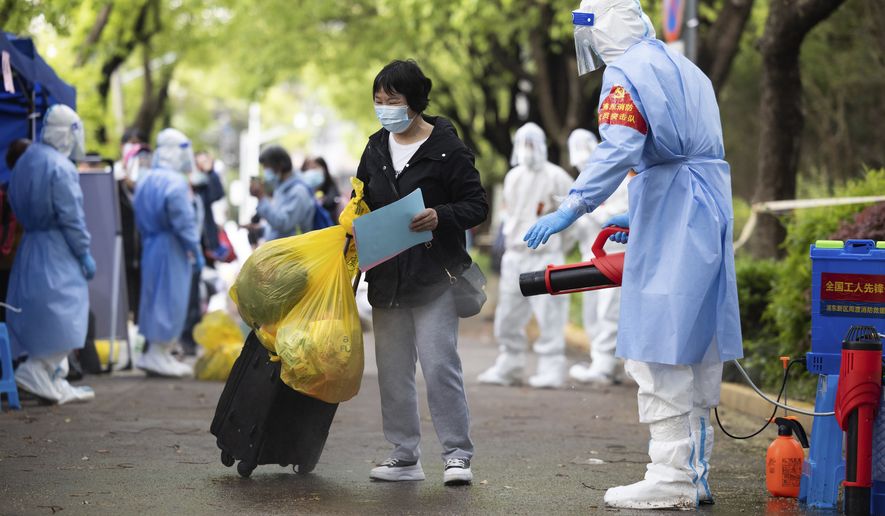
left=443, top=457, right=473, bottom=486
left=528, top=355, right=565, bottom=389
left=568, top=362, right=617, bottom=386
left=369, top=458, right=425, bottom=481
left=477, top=352, right=524, bottom=386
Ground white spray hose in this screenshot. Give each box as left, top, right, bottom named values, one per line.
left=730, top=359, right=836, bottom=417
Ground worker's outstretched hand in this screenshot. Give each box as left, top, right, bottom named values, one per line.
left=603, top=212, right=629, bottom=244
left=524, top=205, right=582, bottom=249
left=79, top=253, right=97, bottom=280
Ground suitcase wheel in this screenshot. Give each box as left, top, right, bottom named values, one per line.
left=237, top=460, right=256, bottom=478
left=221, top=451, right=235, bottom=468
left=294, top=463, right=316, bottom=475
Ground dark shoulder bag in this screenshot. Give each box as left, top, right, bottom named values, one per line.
left=427, top=242, right=487, bottom=318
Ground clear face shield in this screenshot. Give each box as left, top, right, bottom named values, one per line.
left=573, top=11, right=604, bottom=76
left=70, top=120, right=86, bottom=161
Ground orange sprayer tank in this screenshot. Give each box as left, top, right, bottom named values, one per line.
left=766, top=417, right=809, bottom=498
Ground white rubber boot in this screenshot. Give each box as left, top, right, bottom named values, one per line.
left=15, top=357, right=63, bottom=402
left=569, top=354, right=619, bottom=386
left=477, top=351, right=525, bottom=386
left=690, top=407, right=715, bottom=504
left=604, top=415, right=698, bottom=510
left=136, top=341, right=193, bottom=378
left=528, top=354, right=566, bottom=389
left=52, top=357, right=95, bottom=405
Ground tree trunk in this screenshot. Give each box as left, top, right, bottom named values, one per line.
left=696, top=0, right=755, bottom=93
left=749, top=0, right=847, bottom=258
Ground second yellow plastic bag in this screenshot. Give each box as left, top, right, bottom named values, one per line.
left=230, top=225, right=363, bottom=403
left=193, top=311, right=245, bottom=381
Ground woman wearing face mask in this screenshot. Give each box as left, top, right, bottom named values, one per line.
left=251, top=145, right=315, bottom=241
left=301, top=156, right=340, bottom=217
left=357, top=59, right=488, bottom=486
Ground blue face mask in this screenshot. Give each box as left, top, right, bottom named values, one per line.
left=302, top=169, right=325, bottom=190
left=263, top=168, right=279, bottom=190
left=374, top=105, right=413, bottom=134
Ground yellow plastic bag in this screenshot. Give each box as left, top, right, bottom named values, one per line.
left=339, top=177, right=370, bottom=234
left=230, top=225, right=364, bottom=403
left=193, top=311, right=244, bottom=352
left=94, top=340, right=123, bottom=368
left=193, top=311, right=245, bottom=381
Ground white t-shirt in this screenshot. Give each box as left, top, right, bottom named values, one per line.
left=389, top=135, right=428, bottom=177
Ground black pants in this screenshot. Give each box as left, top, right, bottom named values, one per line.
left=179, top=271, right=202, bottom=355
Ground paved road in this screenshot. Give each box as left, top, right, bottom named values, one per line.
left=1, top=318, right=815, bottom=515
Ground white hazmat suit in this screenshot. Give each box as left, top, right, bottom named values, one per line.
left=478, top=123, right=573, bottom=389
left=566, top=129, right=628, bottom=385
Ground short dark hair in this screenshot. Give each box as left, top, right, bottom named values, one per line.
left=259, top=145, right=292, bottom=174
left=372, top=59, right=433, bottom=113
left=6, top=138, right=31, bottom=169
left=121, top=127, right=147, bottom=146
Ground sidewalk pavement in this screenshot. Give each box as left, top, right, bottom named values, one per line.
left=0, top=316, right=814, bottom=515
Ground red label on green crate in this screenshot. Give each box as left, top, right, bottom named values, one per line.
left=820, top=273, right=885, bottom=303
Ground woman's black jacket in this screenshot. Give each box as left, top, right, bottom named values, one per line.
left=356, top=116, right=489, bottom=309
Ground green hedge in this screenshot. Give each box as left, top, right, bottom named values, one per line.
left=736, top=169, right=885, bottom=399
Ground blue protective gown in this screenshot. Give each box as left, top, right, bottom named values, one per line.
left=257, top=174, right=315, bottom=241
left=7, top=143, right=91, bottom=359
left=134, top=168, right=200, bottom=343
left=568, top=38, right=743, bottom=365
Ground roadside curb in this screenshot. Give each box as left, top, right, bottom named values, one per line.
left=719, top=382, right=815, bottom=432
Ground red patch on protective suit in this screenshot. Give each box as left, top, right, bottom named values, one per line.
left=598, top=85, right=647, bottom=135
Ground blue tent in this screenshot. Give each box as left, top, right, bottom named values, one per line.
left=0, top=32, right=77, bottom=184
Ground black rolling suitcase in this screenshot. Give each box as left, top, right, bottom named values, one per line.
left=210, top=332, right=339, bottom=477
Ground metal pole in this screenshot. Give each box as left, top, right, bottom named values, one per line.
left=684, top=0, right=699, bottom=63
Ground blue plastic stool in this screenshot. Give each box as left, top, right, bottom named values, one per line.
left=0, top=323, right=21, bottom=410
left=799, top=374, right=843, bottom=509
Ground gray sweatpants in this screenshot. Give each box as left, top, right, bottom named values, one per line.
left=372, top=289, right=474, bottom=462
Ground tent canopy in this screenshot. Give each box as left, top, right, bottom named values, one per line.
left=0, top=32, right=77, bottom=183
left=1, top=32, right=76, bottom=108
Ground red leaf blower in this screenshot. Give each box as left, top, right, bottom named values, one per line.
left=519, top=226, right=627, bottom=297
left=835, top=326, right=883, bottom=516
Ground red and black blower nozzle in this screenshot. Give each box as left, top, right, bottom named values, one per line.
left=835, top=326, right=883, bottom=516
left=519, top=227, right=627, bottom=297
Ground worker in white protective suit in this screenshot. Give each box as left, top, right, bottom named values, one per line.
left=566, top=129, right=629, bottom=386
left=523, top=0, right=743, bottom=509
left=8, top=104, right=96, bottom=404
left=478, top=123, right=574, bottom=389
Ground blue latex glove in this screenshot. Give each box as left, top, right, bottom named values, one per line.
left=193, top=252, right=206, bottom=273
left=187, top=243, right=205, bottom=273
left=603, top=212, right=629, bottom=244
left=524, top=205, right=582, bottom=249
left=79, top=253, right=97, bottom=280
left=211, top=244, right=230, bottom=261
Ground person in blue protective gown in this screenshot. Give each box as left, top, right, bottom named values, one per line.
left=133, top=128, right=203, bottom=378
left=524, top=0, right=742, bottom=510
left=8, top=104, right=97, bottom=404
